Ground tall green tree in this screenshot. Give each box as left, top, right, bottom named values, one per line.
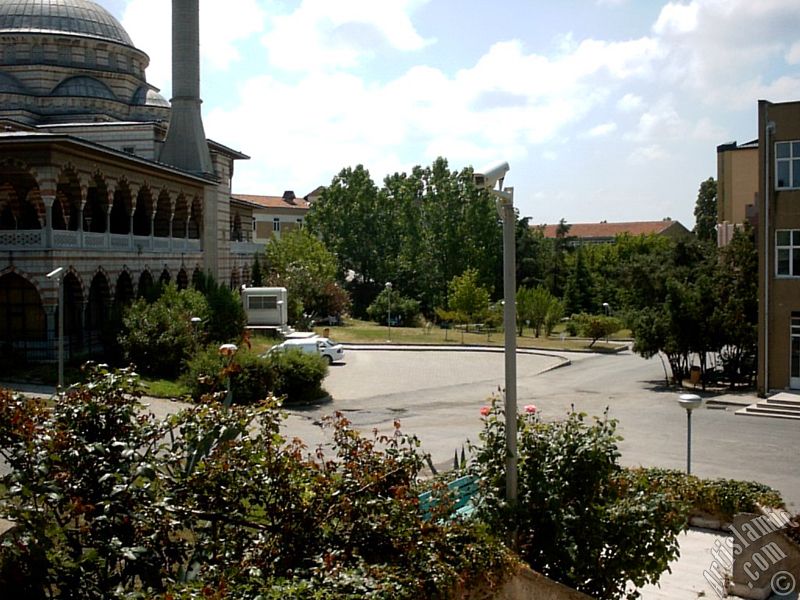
left=563, top=246, right=593, bottom=315
left=693, top=177, right=718, bottom=244
left=547, top=218, right=572, bottom=297
left=516, top=218, right=550, bottom=290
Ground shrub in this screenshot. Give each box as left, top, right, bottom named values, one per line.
left=119, top=283, right=209, bottom=377
left=183, top=346, right=327, bottom=405
left=573, top=312, right=623, bottom=346
left=620, top=467, right=783, bottom=522
left=367, top=287, right=420, bottom=326
left=182, top=345, right=275, bottom=404
left=471, top=398, right=686, bottom=600
left=266, top=347, right=328, bottom=404
left=0, top=367, right=513, bottom=599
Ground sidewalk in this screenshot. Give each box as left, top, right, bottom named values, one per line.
left=638, top=528, right=731, bottom=599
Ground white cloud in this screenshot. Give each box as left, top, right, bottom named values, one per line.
left=786, top=42, right=800, bottom=65
left=122, top=0, right=265, bottom=95
left=617, top=93, right=643, bottom=112
left=650, top=0, right=800, bottom=103
left=627, top=99, right=683, bottom=142
left=261, top=0, right=433, bottom=73
left=585, top=122, right=618, bottom=137
left=653, top=2, right=699, bottom=35
left=205, top=29, right=670, bottom=195
left=628, top=144, right=669, bottom=164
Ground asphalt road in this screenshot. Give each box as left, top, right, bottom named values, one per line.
left=284, top=347, right=800, bottom=510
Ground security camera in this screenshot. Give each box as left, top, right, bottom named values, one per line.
left=473, top=161, right=510, bottom=190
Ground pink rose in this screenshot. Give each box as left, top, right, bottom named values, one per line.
left=524, top=404, right=538, bottom=414
left=480, top=406, right=491, bottom=417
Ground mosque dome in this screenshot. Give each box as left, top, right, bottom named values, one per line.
left=0, top=0, right=134, bottom=47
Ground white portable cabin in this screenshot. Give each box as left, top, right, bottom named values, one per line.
left=242, top=287, right=288, bottom=327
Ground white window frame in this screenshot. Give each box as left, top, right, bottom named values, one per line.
left=776, top=229, right=800, bottom=277
left=775, top=141, right=800, bottom=189
left=273, top=218, right=280, bottom=232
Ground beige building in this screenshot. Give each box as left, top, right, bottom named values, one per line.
left=716, top=140, right=758, bottom=245
left=757, top=99, right=800, bottom=394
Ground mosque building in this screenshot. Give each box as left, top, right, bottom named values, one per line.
left=0, top=0, right=279, bottom=361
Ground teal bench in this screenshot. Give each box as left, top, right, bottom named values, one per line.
left=418, top=474, right=479, bottom=521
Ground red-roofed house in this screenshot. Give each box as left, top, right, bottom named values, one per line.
left=230, top=190, right=317, bottom=249
left=536, top=219, right=690, bottom=244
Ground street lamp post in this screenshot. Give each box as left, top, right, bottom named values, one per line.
left=475, top=162, right=517, bottom=507
left=678, top=394, right=702, bottom=474
left=47, top=267, right=64, bottom=389
left=385, top=282, right=392, bottom=342
left=602, top=302, right=610, bottom=343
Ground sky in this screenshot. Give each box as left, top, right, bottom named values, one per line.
left=102, top=0, right=800, bottom=228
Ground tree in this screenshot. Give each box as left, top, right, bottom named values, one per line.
left=563, top=246, right=593, bottom=314
left=308, top=158, right=503, bottom=317
left=516, top=218, right=550, bottom=289
left=573, top=313, right=623, bottom=347
left=693, top=177, right=717, bottom=243
left=517, top=286, right=560, bottom=337
left=366, top=286, right=420, bottom=326
left=119, top=283, right=209, bottom=378
left=251, top=253, right=263, bottom=286
left=547, top=218, right=572, bottom=297
left=447, top=269, right=490, bottom=332
left=263, top=229, right=347, bottom=325
left=714, top=224, right=758, bottom=386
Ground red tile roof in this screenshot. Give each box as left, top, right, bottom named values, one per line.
left=231, top=194, right=310, bottom=210
left=537, top=220, right=686, bottom=239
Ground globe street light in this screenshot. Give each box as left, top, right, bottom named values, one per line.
left=678, top=394, right=702, bottom=474
left=474, top=162, right=517, bottom=506
left=46, top=267, right=65, bottom=389
left=385, top=282, right=393, bottom=342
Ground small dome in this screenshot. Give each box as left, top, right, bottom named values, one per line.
left=133, top=86, right=169, bottom=108
left=0, top=71, right=25, bottom=93
left=0, top=0, right=134, bottom=47
left=51, top=76, right=116, bottom=100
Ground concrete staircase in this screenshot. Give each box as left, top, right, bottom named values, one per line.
left=736, top=391, right=800, bottom=420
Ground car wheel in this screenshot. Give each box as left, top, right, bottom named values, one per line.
left=325, top=355, right=333, bottom=365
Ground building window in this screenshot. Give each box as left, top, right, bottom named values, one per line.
left=776, top=230, right=800, bottom=276
left=776, top=141, right=800, bottom=189
left=273, top=218, right=280, bottom=232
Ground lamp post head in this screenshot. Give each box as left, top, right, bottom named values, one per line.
left=218, top=343, right=238, bottom=357
left=190, top=317, right=201, bottom=324
left=678, top=393, right=702, bottom=412
left=385, top=282, right=392, bottom=290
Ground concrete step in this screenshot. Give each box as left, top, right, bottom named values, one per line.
left=736, top=405, right=800, bottom=420
left=764, top=397, right=800, bottom=409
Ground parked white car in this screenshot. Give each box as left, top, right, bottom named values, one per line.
left=267, top=336, right=345, bottom=364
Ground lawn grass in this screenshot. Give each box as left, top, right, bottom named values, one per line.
left=140, top=377, right=190, bottom=399
left=248, top=318, right=630, bottom=354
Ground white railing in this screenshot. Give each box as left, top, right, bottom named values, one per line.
left=0, top=228, right=203, bottom=255
left=231, top=240, right=265, bottom=255
left=53, top=230, right=79, bottom=248
left=0, top=229, right=43, bottom=247
left=110, top=234, right=131, bottom=250
left=83, top=232, right=106, bottom=248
